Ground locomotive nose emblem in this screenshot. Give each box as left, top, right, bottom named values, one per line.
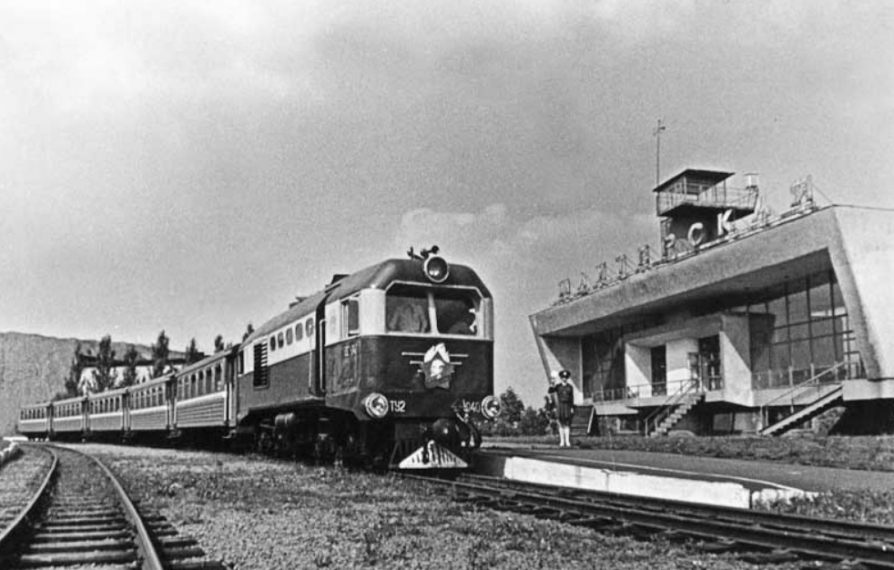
left=422, top=343, right=454, bottom=390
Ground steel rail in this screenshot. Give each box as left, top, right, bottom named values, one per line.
left=461, top=473, right=894, bottom=545
left=75, top=447, right=165, bottom=570
left=0, top=445, right=57, bottom=551
left=407, top=473, right=894, bottom=568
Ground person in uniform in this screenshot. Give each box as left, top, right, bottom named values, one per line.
left=548, top=369, right=577, bottom=447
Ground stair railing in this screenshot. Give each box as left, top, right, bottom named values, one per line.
left=758, top=361, right=847, bottom=431
left=644, top=378, right=700, bottom=436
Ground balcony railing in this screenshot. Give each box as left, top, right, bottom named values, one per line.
left=751, top=361, right=861, bottom=390
left=656, top=185, right=759, bottom=216
left=592, top=376, right=723, bottom=403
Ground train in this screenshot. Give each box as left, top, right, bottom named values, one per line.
left=17, top=250, right=501, bottom=469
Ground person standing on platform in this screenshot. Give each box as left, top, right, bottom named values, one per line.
left=548, top=369, right=577, bottom=447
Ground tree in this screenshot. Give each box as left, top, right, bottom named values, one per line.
left=151, top=330, right=171, bottom=378
left=499, top=387, right=525, bottom=426
left=63, top=342, right=84, bottom=397
left=242, top=323, right=254, bottom=341
left=185, top=338, right=201, bottom=364
left=120, top=344, right=140, bottom=387
left=214, top=334, right=225, bottom=353
left=92, top=334, right=118, bottom=392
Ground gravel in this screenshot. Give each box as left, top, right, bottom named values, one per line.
left=62, top=443, right=819, bottom=570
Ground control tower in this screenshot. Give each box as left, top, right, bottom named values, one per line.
left=654, top=169, right=759, bottom=257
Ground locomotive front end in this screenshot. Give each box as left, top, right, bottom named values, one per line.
left=324, top=251, right=499, bottom=469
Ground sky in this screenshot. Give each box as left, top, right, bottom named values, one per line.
left=1, top=0, right=892, bottom=407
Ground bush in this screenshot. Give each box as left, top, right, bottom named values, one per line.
left=477, top=389, right=554, bottom=437
left=518, top=407, right=551, bottom=436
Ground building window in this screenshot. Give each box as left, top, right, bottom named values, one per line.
left=650, top=346, right=667, bottom=396
left=583, top=328, right=625, bottom=400
left=749, top=270, right=862, bottom=389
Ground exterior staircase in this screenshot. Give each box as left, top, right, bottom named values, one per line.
left=760, top=386, right=843, bottom=436
left=758, top=361, right=848, bottom=437
left=647, top=391, right=705, bottom=437
left=570, top=405, right=593, bottom=438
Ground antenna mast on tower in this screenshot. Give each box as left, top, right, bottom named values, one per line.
left=653, top=119, right=666, bottom=186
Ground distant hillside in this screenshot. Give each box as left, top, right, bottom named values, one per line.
left=0, top=331, right=175, bottom=436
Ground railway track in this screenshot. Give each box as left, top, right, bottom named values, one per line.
left=0, top=444, right=224, bottom=570
left=407, top=472, right=894, bottom=568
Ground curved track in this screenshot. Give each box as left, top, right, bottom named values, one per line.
left=0, top=444, right=226, bottom=570
left=0, top=444, right=163, bottom=569
left=407, top=472, right=894, bottom=569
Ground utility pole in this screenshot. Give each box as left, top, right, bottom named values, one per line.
left=653, top=119, right=666, bottom=186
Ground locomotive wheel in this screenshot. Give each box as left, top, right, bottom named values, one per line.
left=256, top=431, right=274, bottom=455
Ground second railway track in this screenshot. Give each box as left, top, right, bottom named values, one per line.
left=407, top=472, right=894, bottom=569
left=0, top=444, right=224, bottom=570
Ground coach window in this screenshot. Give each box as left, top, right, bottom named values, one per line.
left=278, top=332, right=284, bottom=348
left=270, top=337, right=276, bottom=352
left=190, top=374, right=197, bottom=399
left=296, top=324, right=304, bottom=342
left=342, top=297, right=360, bottom=338
left=286, top=328, right=293, bottom=345
left=215, top=365, right=222, bottom=391
left=306, top=319, right=314, bottom=338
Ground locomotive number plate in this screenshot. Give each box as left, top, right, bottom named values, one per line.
left=389, top=400, right=406, bottom=413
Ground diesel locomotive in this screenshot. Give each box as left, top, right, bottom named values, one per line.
left=18, top=250, right=501, bottom=469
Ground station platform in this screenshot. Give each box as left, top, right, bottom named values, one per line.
left=476, top=442, right=894, bottom=509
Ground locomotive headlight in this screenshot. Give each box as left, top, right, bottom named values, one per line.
left=481, top=395, right=501, bottom=420
left=423, top=255, right=450, bottom=283
left=363, top=393, right=390, bottom=419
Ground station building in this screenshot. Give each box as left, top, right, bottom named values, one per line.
left=529, top=169, right=894, bottom=436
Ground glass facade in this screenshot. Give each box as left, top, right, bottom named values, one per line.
left=748, top=270, right=863, bottom=388
left=583, top=317, right=661, bottom=400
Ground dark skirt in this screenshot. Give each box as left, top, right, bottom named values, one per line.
left=556, top=402, right=574, bottom=425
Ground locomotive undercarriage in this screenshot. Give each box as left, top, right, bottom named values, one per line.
left=244, top=405, right=480, bottom=469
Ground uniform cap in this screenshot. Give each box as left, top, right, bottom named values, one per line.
left=558, top=370, right=571, bottom=379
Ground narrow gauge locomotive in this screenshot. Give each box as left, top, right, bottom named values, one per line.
left=17, top=251, right=501, bottom=469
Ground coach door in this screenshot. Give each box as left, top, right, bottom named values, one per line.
left=313, top=302, right=327, bottom=396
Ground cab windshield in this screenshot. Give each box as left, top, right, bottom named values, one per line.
left=386, top=285, right=480, bottom=336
